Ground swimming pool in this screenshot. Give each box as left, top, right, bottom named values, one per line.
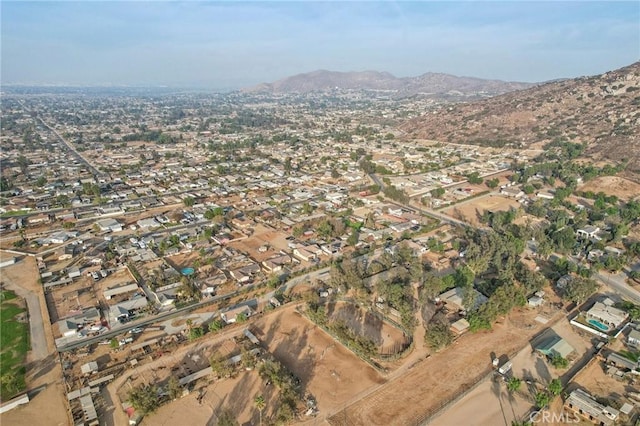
left=181, top=267, right=195, bottom=276
left=588, top=319, right=609, bottom=331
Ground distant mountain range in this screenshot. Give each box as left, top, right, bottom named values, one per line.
left=402, top=61, right=640, bottom=172
left=243, top=69, right=536, bottom=99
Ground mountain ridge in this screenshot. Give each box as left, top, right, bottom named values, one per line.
left=243, top=69, right=536, bottom=98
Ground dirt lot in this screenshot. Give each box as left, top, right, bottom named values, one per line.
left=577, top=176, right=640, bottom=201
left=327, top=302, right=409, bottom=355
left=571, top=357, right=640, bottom=406
left=228, top=224, right=290, bottom=262
left=431, top=311, right=599, bottom=426
left=143, top=369, right=274, bottom=426
left=328, top=306, right=562, bottom=426
left=252, top=307, right=385, bottom=416
left=432, top=376, right=532, bottom=426
left=442, top=194, right=521, bottom=226
left=164, top=251, right=201, bottom=272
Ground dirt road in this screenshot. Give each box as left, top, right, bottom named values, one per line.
left=0, top=253, right=70, bottom=426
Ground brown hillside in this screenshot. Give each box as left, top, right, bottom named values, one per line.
left=402, top=62, right=640, bottom=172
left=243, top=69, right=534, bottom=99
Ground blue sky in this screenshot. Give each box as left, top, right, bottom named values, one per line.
left=1, top=1, right=639, bottom=89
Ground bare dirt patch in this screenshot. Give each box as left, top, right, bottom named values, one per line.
left=578, top=176, right=640, bottom=201
left=228, top=225, right=290, bottom=262
left=443, top=194, right=521, bottom=226
left=329, top=307, right=562, bottom=426
left=326, top=302, right=409, bottom=355
left=252, top=307, right=384, bottom=416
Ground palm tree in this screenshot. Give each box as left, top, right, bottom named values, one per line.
left=254, top=394, right=266, bottom=426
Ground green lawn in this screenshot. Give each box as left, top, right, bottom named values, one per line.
left=0, top=290, right=30, bottom=400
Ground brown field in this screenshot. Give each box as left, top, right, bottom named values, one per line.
left=442, top=194, right=522, bottom=226
left=228, top=224, right=291, bottom=262
left=252, top=307, right=385, bottom=416
left=577, top=176, right=640, bottom=201
left=328, top=306, right=561, bottom=426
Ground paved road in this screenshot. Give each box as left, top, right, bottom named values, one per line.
left=57, top=266, right=331, bottom=353
left=596, top=271, right=640, bottom=304
left=1, top=261, right=49, bottom=361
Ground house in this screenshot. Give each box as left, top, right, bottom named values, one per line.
left=536, top=191, right=555, bottom=200
left=261, top=254, right=292, bottom=273
left=577, top=226, right=600, bottom=240
left=293, top=247, right=316, bottom=262
left=501, top=187, right=524, bottom=198
left=220, top=306, right=254, bottom=324
left=57, top=307, right=101, bottom=337
left=586, top=300, right=628, bottom=329
left=96, top=218, right=123, bottom=233
left=628, top=329, right=640, bottom=347
left=438, top=287, right=488, bottom=311
left=565, top=389, right=618, bottom=426
left=607, top=352, right=638, bottom=371
left=136, top=217, right=160, bottom=229
left=528, top=295, right=544, bottom=307
left=535, top=332, right=575, bottom=359
left=103, top=283, right=139, bottom=300
left=230, top=263, right=261, bottom=284
left=68, top=266, right=82, bottom=279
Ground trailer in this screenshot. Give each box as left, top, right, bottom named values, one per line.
left=498, top=361, right=512, bottom=375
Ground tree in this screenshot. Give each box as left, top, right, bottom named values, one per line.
left=241, top=348, right=258, bottom=370
left=183, top=196, right=195, bottom=207
left=486, top=178, right=499, bottom=189
left=217, top=409, right=239, bottom=426
left=507, top=377, right=521, bottom=393
left=110, top=338, right=119, bottom=349
left=548, top=378, right=562, bottom=396
left=563, top=277, right=598, bottom=304
left=425, top=321, right=454, bottom=351
left=189, top=326, right=204, bottom=340
left=254, top=394, right=266, bottom=426
left=430, top=187, right=445, bottom=198
left=0, top=176, right=12, bottom=191
left=167, top=376, right=182, bottom=400
left=128, top=384, right=160, bottom=414
left=550, top=354, right=569, bottom=369
left=535, top=391, right=550, bottom=409
left=210, top=354, right=234, bottom=378
left=347, top=228, right=359, bottom=246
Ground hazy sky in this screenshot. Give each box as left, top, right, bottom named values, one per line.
left=2, top=1, right=639, bottom=89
